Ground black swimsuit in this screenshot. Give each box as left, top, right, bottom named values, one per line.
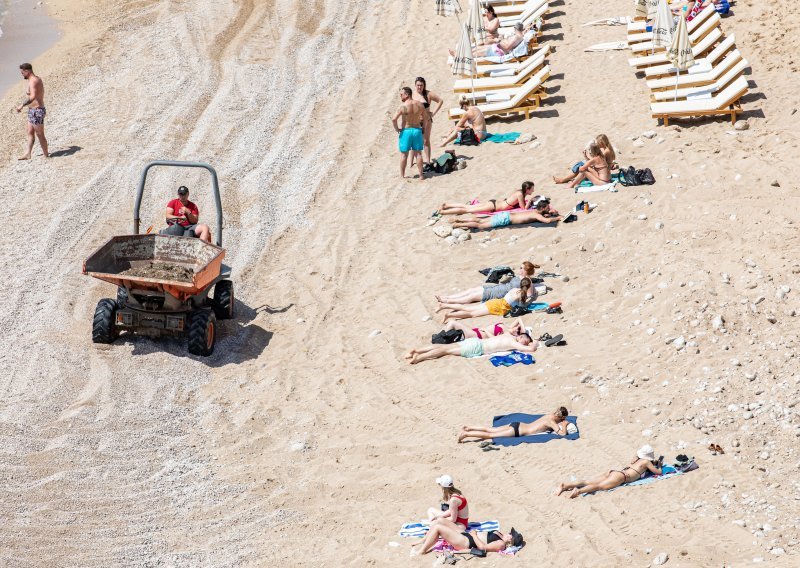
left=462, top=532, right=477, bottom=549
left=510, top=422, right=521, bottom=437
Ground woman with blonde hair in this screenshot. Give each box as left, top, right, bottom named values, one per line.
left=565, top=141, right=610, bottom=189
left=426, top=474, right=470, bottom=531
left=553, top=134, right=616, bottom=184
left=437, top=278, right=535, bottom=322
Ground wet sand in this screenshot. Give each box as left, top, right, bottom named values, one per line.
left=0, top=0, right=59, bottom=99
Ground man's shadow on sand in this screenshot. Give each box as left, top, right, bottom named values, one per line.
left=48, top=145, right=82, bottom=158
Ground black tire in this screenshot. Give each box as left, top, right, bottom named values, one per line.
left=116, top=287, right=128, bottom=307
left=92, top=299, right=119, bottom=344
left=212, top=280, right=234, bottom=320
left=188, top=310, right=216, bottom=356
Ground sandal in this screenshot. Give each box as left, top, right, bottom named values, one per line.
left=482, top=445, right=500, bottom=452
left=479, top=440, right=494, bottom=448
left=539, top=333, right=564, bottom=347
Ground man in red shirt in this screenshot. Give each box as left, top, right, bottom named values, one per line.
left=163, top=185, right=211, bottom=242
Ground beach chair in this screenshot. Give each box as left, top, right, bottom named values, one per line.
left=498, top=3, right=549, bottom=32
left=448, top=65, right=551, bottom=121
left=647, top=50, right=744, bottom=91
left=492, top=0, right=547, bottom=17
left=628, top=4, right=714, bottom=40
left=644, top=33, right=736, bottom=78
left=650, top=75, right=748, bottom=125
left=628, top=27, right=722, bottom=68
left=650, top=57, right=748, bottom=101
left=453, top=44, right=550, bottom=92
left=630, top=12, right=720, bottom=54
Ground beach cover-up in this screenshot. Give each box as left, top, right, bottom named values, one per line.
left=482, top=132, right=521, bottom=144
left=491, top=413, right=580, bottom=446
left=489, top=351, right=534, bottom=367
left=581, top=465, right=691, bottom=496
left=575, top=180, right=618, bottom=194
left=399, top=520, right=499, bottom=538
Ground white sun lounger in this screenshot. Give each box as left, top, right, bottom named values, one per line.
left=628, top=4, right=714, bottom=39
left=498, top=3, right=548, bottom=31
left=453, top=44, right=550, bottom=92
left=492, top=0, right=547, bottom=17
left=448, top=65, right=551, bottom=120
left=628, top=27, right=722, bottom=68
left=630, top=12, right=720, bottom=53
left=650, top=75, right=748, bottom=125
left=651, top=58, right=749, bottom=101
left=647, top=49, right=743, bottom=90
left=644, top=34, right=735, bottom=78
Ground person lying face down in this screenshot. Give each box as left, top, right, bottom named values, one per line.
left=451, top=196, right=561, bottom=231
left=555, top=444, right=664, bottom=499
left=404, top=333, right=537, bottom=365
left=437, top=278, right=536, bottom=323
left=458, top=407, right=570, bottom=443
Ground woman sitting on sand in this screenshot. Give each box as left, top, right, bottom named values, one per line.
left=426, top=475, right=470, bottom=531
left=458, top=407, right=569, bottom=443
left=563, top=141, right=610, bottom=189
left=437, top=181, right=536, bottom=216
left=436, top=261, right=538, bottom=306
left=411, top=526, right=523, bottom=556
left=481, top=6, right=501, bottom=44
left=437, top=278, right=535, bottom=322
left=553, top=135, right=617, bottom=185
left=555, top=445, right=663, bottom=499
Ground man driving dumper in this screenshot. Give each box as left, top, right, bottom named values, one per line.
left=162, top=185, right=211, bottom=243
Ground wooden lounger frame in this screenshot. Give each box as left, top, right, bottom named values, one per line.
left=449, top=72, right=550, bottom=121
left=652, top=92, right=745, bottom=126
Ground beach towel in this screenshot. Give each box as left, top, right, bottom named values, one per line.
left=575, top=180, right=618, bottom=194
left=582, top=16, right=631, bottom=26
left=585, top=41, right=629, bottom=52
left=482, top=132, right=521, bottom=144
left=399, top=519, right=500, bottom=538
left=581, top=465, right=689, bottom=496
left=491, top=413, right=580, bottom=446
left=489, top=351, right=535, bottom=367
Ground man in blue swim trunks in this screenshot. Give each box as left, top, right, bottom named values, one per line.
left=391, top=87, right=425, bottom=181
left=404, top=333, right=538, bottom=365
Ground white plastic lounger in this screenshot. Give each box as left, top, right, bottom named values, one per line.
left=453, top=45, right=550, bottom=92
left=493, top=0, right=547, bottom=17
left=647, top=50, right=742, bottom=90
left=651, top=58, right=748, bottom=101
left=628, top=27, right=722, bottom=67
left=498, top=3, right=548, bottom=31
left=630, top=12, right=720, bottom=53
left=650, top=75, right=748, bottom=125
left=644, top=34, right=735, bottom=78
left=628, top=4, right=714, bottom=41
left=448, top=65, right=551, bottom=120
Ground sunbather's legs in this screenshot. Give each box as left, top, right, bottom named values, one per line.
left=568, top=169, right=610, bottom=188
left=442, top=305, right=490, bottom=322
left=444, top=320, right=480, bottom=337
left=553, top=171, right=578, bottom=184
left=568, top=472, right=625, bottom=498
left=413, top=524, right=464, bottom=555
left=440, top=129, right=458, bottom=147
left=452, top=219, right=490, bottom=230
left=458, top=424, right=515, bottom=442
left=437, top=288, right=483, bottom=304
left=408, top=344, right=461, bottom=364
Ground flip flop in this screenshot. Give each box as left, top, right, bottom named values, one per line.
left=540, top=333, right=564, bottom=347
left=479, top=440, right=494, bottom=448
left=482, top=445, right=500, bottom=452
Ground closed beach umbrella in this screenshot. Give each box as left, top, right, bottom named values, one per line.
left=466, top=0, right=486, bottom=45
left=436, top=0, right=462, bottom=17
left=647, top=0, right=659, bottom=19
left=452, top=22, right=478, bottom=102
left=652, top=0, right=674, bottom=49
left=634, top=0, right=649, bottom=19
left=667, top=8, right=694, bottom=100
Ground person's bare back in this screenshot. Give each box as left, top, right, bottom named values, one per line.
left=466, top=107, right=486, bottom=135
left=481, top=334, right=533, bottom=355
left=401, top=99, right=425, bottom=130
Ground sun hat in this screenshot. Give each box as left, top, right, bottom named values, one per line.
left=436, top=474, right=454, bottom=488
left=637, top=444, right=655, bottom=461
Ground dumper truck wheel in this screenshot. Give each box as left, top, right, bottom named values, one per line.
left=212, top=280, right=234, bottom=320
left=188, top=310, right=216, bottom=356
left=92, top=299, right=119, bottom=344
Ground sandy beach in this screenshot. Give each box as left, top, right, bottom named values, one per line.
left=0, top=0, right=799, bottom=566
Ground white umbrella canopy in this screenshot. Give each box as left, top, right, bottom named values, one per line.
left=435, top=0, right=463, bottom=17
left=452, top=22, right=478, bottom=102
left=652, top=0, right=675, bottom=49
left=634, top=0, right=649, bottom=19
left=466, top=0, right=486, bottom=45
left=647, top=0, right=659, bottom=20
left=667, top=9, right=695, bottom=100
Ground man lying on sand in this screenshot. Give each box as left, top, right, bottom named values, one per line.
left=451, top=196, right=561, bottom=230
left=555, top=444, right=663, bottom=498
left=405, top=333, right=537, bottom=364
left=458, top=407, right=570, bottom=442
left=440, top=97, right=487, bottom=146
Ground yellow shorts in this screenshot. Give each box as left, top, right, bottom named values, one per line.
left=485, top=299, right=511, bottom=316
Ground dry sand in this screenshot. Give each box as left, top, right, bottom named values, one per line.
left=0, top=0, right=799, bottom=566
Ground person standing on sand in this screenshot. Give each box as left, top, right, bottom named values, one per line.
left=391, top=87, right=425, bottom=181
left=15, top=63, right=49, bottom=160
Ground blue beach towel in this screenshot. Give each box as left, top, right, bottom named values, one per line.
left=399, top=519, right=500, bottom=538
left=491, top=413, right=580, bottom=446
left=489, top=351, right=534, bottom=367
left=578, top=172, right=622, bottom=187
left=482, top=132, right=521, bottom=144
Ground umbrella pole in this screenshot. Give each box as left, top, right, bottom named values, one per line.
left=471, top=73, right=475, bottom=104
left=674, top=68, right=679, bottom=101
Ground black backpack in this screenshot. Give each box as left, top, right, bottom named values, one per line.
left=432, top=152, right=458, bottom=174
left=431, top=329, right=464, bottom=344
left=619, top=166, right=656, bottom=186
left=459, top=128, right=480, bottom=146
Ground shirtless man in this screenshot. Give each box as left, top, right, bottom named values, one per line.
left=15, top=63, right=48, bottom=160
left=451, top=197, right=561, bottom=230
left=391, top=87, right=425, bottom=181
left=404, top=333, right=537, bottom=365
left=458, top=407, right=570, bottom=443
left=440, top=97, right=487, bottom=146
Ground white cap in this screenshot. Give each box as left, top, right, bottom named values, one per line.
left=436, top=474, right=454, bottom=488
left=524, top=326, right=534, bottom=338
left=637, top=444, right=655, bottom=461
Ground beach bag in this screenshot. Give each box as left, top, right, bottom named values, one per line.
left=636, top=168, right=656, bottom=185
left=459, top=128, right=480, bottom=146
left=674, top=455, right=699, bottom=473
left=506, top=305, right=531, bottom=318
left=479, top=265, right=514, bottom=284
left=431, top=329, right=464, bottom=344
left=432, top=152, right=458, bottom=174
left=618, top=166, right=639, bottom=186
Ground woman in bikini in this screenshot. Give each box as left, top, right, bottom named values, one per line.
left=435, top=261, right=538, bottom=305
left=481, top=6, right=501, bottom=44
left=441, top=317, right=527, bottom=343
left=553, top=134, right=617, bottom=185
left=437, top=278, right=535, bottom=323
left=426, top=475, right=470, bottom=532
left=458, top=407, right=569, bottom=443
left=555, top=445, right=663, bottom=499
left=437, top=181, right=536, bottom=216
left=565, top=141, right=611, bottom=189
left=411, top=525, right=522, bottom=556
left=412, top=77, right=443, bottom=167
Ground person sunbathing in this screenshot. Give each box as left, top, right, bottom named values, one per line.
left=472, top=23, right=527, bottom=58
left=405, top=333, right=537, bottom=365
left=411, top=525, right=523, bottom=556
left=441, top=317, right=528, bottom=342
left=555, top=445, right=663, bottom=499
left=557, top=142, right=610, bottom=189
left=437, top=278, right=535, bottom=322
left=435, top=261, right=539, bottom=306
left=553, top=137, right=615, bottom=185
left=451, top=197, right=561, bottom=231
left=437, top=181, right=535, bottom=216
left=481, top=5, right=501, bottom=44
left=458, top=407, right=569, bottom=443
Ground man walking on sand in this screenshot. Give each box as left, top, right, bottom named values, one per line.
left=391, top=87, right=425, bottom=181
left=15, top=63, right=48, bottom=160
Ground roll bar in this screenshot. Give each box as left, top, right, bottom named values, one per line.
left=133, top=161, right=223, bottom=247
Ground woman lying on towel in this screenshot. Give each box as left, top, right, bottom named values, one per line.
left=426, top=474, right=470, bottom=531
left=553, top=135, right=616, bottom=186
left=441, top=317, right=529, bottom=341
left=411, top=525, right=523, bottom=556
left=458, top=407, right=570, bottom=443
left=405, top=333, right=538, bottom=365
left=555, top=445, right=663, bottom=499
left=437, top=181, right=536, bottom=216
left=450, top=197, right=561, bottom=231
left=437, top=278, right=535, bottom=322
left=435, top=261, right=538, bottom=305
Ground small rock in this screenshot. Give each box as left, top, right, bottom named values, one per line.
left=296, top=318, right=305, bottom=323
left=633, top=139, right=645, bottom=148
left=593, top=241, right=605, bottom=253
left=770, top=547, right=785, bottom=556
left=655, top=137, right=665, bottom=144
left=646, top=328, right=656, bottom=335
left=645, top=293, right=654, bottom=301
left=433, top=225, right=452, bottom=238
left=771, top=180, right=780, bottom=187
left=673, top=336, right=686, bottom=350
left=451, top=228, right=466, bottom=238
left=642, top=429, right=653, bottom=437
left=744, top=371, right=756, bottom=381
left=743, top=411, right=753, bottom=420
left=422, top=315, right=432, bottom=322
left=734, top=120, right=749, bottom=131
left=457, top=232, right=471, bottom=242
left=369, top=330, right=381, bottom=338
left=652, top=552, right=669, bottom=566
left=637, top=213, right=648, bottom=220
left=734, top=174, right=742, bottom=182
left=642, top=130, right=657, bottom=139
left=654, top=222, right=664, bottom=230
left=711, top=315, right=725, bottom=331
left=562, top=275, right=570, bottom=282
left=760, top=451, right=770, bottom=460
left=444, top=235, right=458, bottom=246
